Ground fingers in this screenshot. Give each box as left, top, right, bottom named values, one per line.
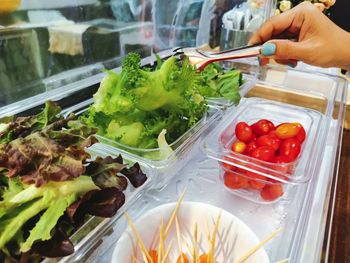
left=248, top=2, right=311, bottom=45
left=249, top=11, right=297, bottom=45
left=274, top=59, right=298, bottom=68
left=261, top=40, right=307, bottom=61
left=257, top=56, right=298, bottom=68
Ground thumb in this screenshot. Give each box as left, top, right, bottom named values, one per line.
left=261, top=40, right=307, bottom=61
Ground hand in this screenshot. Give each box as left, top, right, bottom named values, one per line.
left=249, top=2, right=350, bottom=71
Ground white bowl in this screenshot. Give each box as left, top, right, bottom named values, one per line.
left=112, top=202, right=269, bottom=263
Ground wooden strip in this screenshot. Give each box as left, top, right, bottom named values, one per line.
left=124, top=212, right=153, bottom=263
left=235, top=228, right=282, bottom=263
left=164, top=191, right=186, bottom=237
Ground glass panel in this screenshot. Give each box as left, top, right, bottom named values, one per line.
left=0, top=0, right=273, bottom=107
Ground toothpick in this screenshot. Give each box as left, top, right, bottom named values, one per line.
left=157, top=221, right=163, bottom=263
left=160, top=241, right=173, bottom=263
left=124, top=212, right=153, bottom=263
left=164, top=191, right=186, bottom=237
left=209, top=211, right=222, bottom=263
left=175, top=217, right=183, bottom=253
left=186, top=241, right=194, bottom=261
left=194, top=223, right=199, bottom=263
left=132, top=255, right=141, bottom=263
left=235, top=228, right=283, bottom=263
left=275, top=258, right=289, bottom=263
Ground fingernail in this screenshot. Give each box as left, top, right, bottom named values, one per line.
left=258, top=57, right=269, bottom=66
left=287, top=61, right=298, bottom=68
left=261, top=43, right=276, bottom=56
left=287, top=61, right=297, bottom=68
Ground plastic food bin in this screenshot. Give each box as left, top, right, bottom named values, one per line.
left=41, top=144, right=154, bottom=263
left=88, top=65, right=347, bottom=263
left=201, top=97, right=325, bottom=203
left=1, top=53, right=346, bottom=263
left=64, top=100, right=223, bottom=189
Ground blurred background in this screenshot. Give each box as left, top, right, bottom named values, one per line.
left=0, top=0, right=344, bottom=107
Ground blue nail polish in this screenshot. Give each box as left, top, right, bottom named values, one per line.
left=261, top=43, right=276, bottom=56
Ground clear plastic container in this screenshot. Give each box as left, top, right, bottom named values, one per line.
left=64, top=102, right=223, bottom=189
left=1, top=57, right=346, bottom=263
left=201, top=97, right=325, bottom=203
left=43, top=144, right=154, bottom=263
left=91, top=66, right=347, bottom=263
left=205, top=75, right=256, bottom=110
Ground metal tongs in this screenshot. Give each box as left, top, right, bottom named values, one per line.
left=174, top=44, right=262, bottom=71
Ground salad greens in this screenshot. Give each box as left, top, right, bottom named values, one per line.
left=198, top=62, right=243, bottom=104
left=83, top=53, right=242, bottom=153
left=0, top=101, right=147, bottom=261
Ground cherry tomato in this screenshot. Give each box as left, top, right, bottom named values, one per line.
left=268, top=130, right=278, bottom=137
left=176, top=253, right=189, bottom=263
left=268, top=156, right=290, bottom=182
left=251, top=146, right=275, bottom=162
left=148, top=249, right=158, bottom=263
left=294, top=123, right=306, bottom=143
left=251, top=119, right=275, bottom=136
left=235, top=122, right=254, bottom=142
left=220, top=156, right=236, bottom=172
left=273, top=155, right=291, bottom=173
left=279, top=138, right=301, bottom=162
left=231, top=141, right=247, bottom=153
left=246, top=172, right=266, bottom=190
left=260, top=184, right=283, bottom=201
left=199, top=254, right=209, bottom=263
left=257, top=134, right=281, bottom=151
left=275, top=123, right=300, bottom=139
left=223, top=172, right=249, bottom=189
left=244, top=139, right=258, bottom=155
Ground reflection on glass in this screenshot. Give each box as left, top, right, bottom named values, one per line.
left=0, top=0, right=271, bottom=107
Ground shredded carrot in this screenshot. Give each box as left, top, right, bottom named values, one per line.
left=199, top=253, right=209, bottom=263
left=176, top=253, right=189, bottom=263
left=148, top=250, right=158, bottom=263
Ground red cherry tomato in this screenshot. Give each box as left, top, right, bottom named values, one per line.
left=235, top=122, right=254, bottom=142
left=247, top=172, right=266, bottom=190
left=223, top=172, right=249, bottom=189
left=275, top=123, right=300, bottom=139
left=273, top=156, right=290, bottom=172
left=257, top=134, right=281, bottom=151
left=245, top=139, right=258, bottom=155
left=251, top=146, right=275, bottom=162
left=231, top=141, right=247, bottom=153
left=294, top=123, right=306, bottom=143
left=269, top=156, right=290, bottom=182
left=260, top=184, right=284, bottom=201
left=220, top=156, right=236, bottom=172
left=268, top=130, right=278, bottom=137
left=279, top=138, right=301, bottom=162
left=251, top=119, right=275, bottom=136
